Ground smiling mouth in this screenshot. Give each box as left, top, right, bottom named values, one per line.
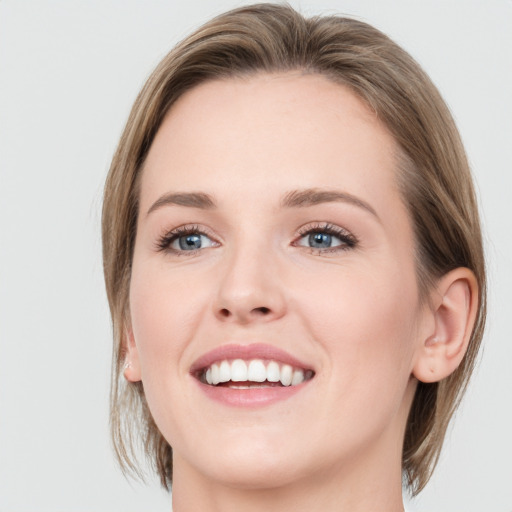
left=196, top=359, right=315, bottom=389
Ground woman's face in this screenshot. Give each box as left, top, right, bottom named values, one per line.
left=128, top=73, right=429, bottom=488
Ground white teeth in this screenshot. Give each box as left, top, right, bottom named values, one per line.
left=219, top=360, right=231, bottom=383
left=231, top=359, right=248, bottom=382
left=201, top=358, right=313, bottom=387
left=247, top=360, right=267, bottom=382
left=280, top=364, right=293, bottom=386
left=211, top=363, right=220, bottom=385
left=291, top=369, right=305, bottom=386
left=266, top=361, right=280, bottom=382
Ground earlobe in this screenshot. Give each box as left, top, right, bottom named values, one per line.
left=123, top=326, right=142, bottom=382
left=413, top=268, right=479, bottom=383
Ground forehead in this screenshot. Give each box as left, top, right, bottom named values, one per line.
left=141, top=72, right=405, bottom=222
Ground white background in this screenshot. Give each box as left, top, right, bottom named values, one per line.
left=0, top=1, right=511, bottom=511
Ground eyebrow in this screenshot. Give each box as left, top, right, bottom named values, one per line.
left=146, top=187, right=379, bottom=220
left=147, top=192, right=216, bottom=215
left=280, top=188, right=379, bottom=220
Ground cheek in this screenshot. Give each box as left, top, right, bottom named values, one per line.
left=128, top=263, right=214, bottom=445
left=128, top=260, right=210, bottom=378
left=294, top=260, right=419, bottom=392
left=291, top=270, right=420, bottom=451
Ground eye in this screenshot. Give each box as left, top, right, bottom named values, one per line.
left=156, top=225, right=218, bottom=254
left=303, top=232, right=339, bottom=249
left=172, top=233, right=214, bottom=251
left=294, top=223, right=357, bottom=252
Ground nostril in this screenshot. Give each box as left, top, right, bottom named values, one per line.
left=216, top=306, right=274, bottom=321
left=253, top=307, right=270, bottom=315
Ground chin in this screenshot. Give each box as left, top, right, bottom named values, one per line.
left=206, top=457, right=306, bottom=491
left=177, top=434, right=313, bottom=490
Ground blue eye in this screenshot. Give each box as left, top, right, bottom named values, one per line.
left=296, top=224, right=356, bottom=251
left=174, top=233, right=207, bottom=250
left=157, top=226, right=217, bottom=254
left=171, top=233, right=215, bottom=251
left=308, top=232, right=334, bottom=249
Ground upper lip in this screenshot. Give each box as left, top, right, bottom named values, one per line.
left=190, top=343, right=314, bottom=375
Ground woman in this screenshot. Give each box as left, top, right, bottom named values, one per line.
left=102, top=4, right=485, bottom=511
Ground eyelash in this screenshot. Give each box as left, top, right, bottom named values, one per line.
left=294, top=222, right=358, bottom=254
left=155, top=224, right=218, bottom=256
left=155, top=222, right=358, bottom=255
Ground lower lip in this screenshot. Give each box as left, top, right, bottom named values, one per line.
left=195, top=380, right=309, bottom=407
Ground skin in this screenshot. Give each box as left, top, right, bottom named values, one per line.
left=124, top=73, right=477, bottom=512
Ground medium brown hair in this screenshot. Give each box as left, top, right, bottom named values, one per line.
left=102, top=2, right=486, bottom=495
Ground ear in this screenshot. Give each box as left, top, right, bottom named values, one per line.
left=413, top=268, right=479, bottom=383
left=123, top=325, right=142, bottom=383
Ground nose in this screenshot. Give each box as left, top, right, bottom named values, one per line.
left=213, top=245, right=287, bottom=325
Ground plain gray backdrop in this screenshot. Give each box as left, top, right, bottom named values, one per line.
left=1, top=1, right=511, bottom=511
